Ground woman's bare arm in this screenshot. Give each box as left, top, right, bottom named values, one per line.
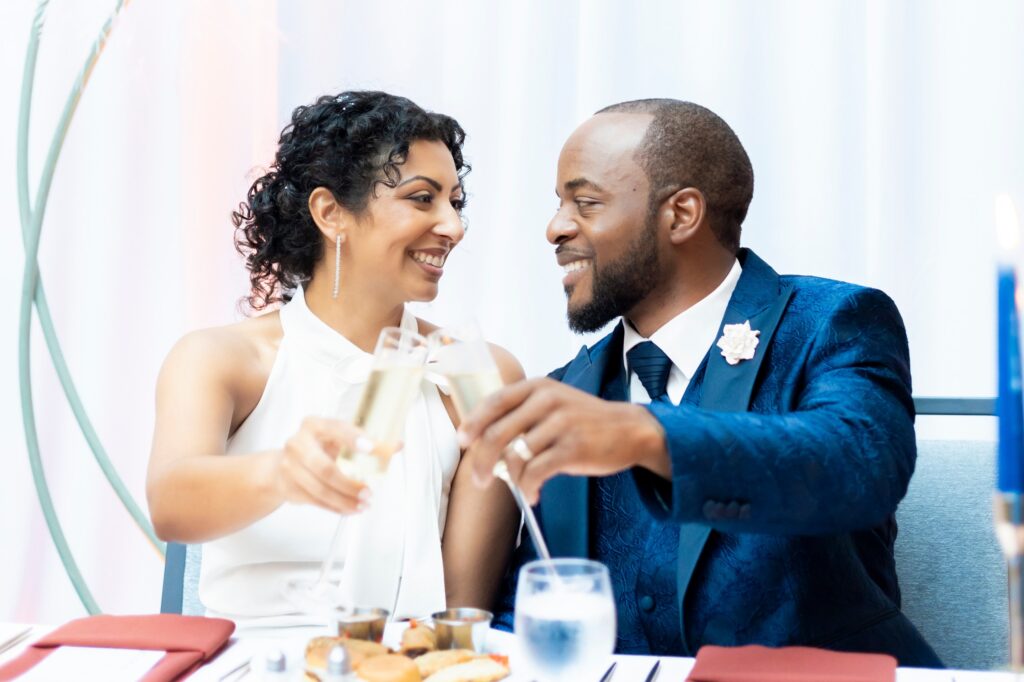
left=441, top=344, right=524, bottom=609
left=146, top=325, right=371, bottom=543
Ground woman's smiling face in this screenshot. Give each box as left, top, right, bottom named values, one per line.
left=343, top=139, right=466, bottom=303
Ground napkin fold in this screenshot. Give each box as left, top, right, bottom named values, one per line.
left=0, top=614, right=234, bottom=681
left=687, top=645, right=897, bottom=682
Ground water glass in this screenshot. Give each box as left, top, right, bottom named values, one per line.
left=514, top=559, right=616, bottom=681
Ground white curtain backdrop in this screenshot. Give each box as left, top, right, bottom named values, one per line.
left=0, top=0, right=1019, bottom=623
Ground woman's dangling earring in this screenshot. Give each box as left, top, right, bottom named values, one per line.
left=332, top=234, right=342, bottom=300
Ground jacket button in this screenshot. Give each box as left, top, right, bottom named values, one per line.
left=639, top=595, right=655, bottom=612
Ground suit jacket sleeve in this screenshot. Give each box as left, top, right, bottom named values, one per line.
left=640, top=287, right=916, bottom=535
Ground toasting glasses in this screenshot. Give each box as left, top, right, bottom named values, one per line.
left=283, top=326, right=429, bottom=616
left=427, top=323, right=552, bottom=561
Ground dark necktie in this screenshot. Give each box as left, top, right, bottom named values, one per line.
left=626, top=340, right=673, bottom=401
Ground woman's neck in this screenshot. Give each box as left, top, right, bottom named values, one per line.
left=303, top=273, right=405, bottom=353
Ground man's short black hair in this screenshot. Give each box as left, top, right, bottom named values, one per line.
left=596, top=99, right=752, bottom=253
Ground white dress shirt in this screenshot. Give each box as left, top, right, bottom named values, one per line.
left=622, top=259, right=742, bottom=405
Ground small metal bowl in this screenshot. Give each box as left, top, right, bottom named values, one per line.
left=431, top=607, right=493, bottom=652
left=333, top=607, right=389, bottom=642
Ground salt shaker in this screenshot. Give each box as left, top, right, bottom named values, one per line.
left=262, top=648, right=287, bottom=681
left=324, top=643, right=354, bottom=681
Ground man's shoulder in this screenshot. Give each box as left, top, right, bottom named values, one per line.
left=772, top=274, right=908, bottom=365
left=781, top=272, right=869, bottom=298
left=780, top=273, right=899, bottom=318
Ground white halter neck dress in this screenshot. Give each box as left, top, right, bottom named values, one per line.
left=198, top=289, right=460, bottom=629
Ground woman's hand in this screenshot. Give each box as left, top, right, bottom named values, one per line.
left=273, top=417, right=390, bottom=514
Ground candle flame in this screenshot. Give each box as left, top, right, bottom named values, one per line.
left=996, top=193, right=1020, bottom=255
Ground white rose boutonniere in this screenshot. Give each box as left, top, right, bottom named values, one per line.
left=716, top=321, right=760, bottom=366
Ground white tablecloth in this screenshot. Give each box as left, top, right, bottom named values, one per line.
left=1, top=622, right=1017, bottom=681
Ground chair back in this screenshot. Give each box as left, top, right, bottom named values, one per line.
left=895, top=438, right=1007, bottom=669
left=159, top=542, right=204, bottom=615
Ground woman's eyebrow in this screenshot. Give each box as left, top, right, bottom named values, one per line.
left=396, top=175, right=443, bottom=191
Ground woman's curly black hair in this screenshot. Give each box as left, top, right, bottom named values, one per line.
left=232, top=91, right=470, bottom=311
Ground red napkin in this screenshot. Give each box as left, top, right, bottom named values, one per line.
left=0, top=614, right=234, bottom=681
left=687, top=645, right=897, bottom=682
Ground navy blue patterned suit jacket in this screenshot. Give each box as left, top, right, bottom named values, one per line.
left=492, top=249, right=941, bottom=667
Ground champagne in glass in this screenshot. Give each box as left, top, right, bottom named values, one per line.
left=428, top=323, right=504, bottom=420
left=336, top=327, right=428, bottom=483
left=515, top=559, right=616, bottom=681
left=445, top=369, right=503, bottom=416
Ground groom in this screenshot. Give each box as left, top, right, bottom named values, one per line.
left=460, top=99, right=941, bottom=666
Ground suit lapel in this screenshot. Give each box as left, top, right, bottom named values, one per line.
left=541, top=324, right=625, bottom=558
left=677, top=249, right=794, bottom=652
left=697, top=250, right=794, bottom=411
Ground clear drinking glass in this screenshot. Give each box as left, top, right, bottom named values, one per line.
left=427, top=322, right=503, bottom=419
left=335, top=326, right=429, bottom=483
left=283, top=325, right=429, bottom=617
left=514, top=559, right=616, bottom=681
left=427, top=323, right=552, bottom=560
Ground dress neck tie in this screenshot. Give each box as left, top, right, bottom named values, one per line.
left=626, top=340, right=673, bottom=401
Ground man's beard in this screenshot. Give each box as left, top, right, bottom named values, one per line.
left=566, top=217, right=660, bottom=333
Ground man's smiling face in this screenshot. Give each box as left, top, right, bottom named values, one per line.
left=547, top=113, right=662, bottom=333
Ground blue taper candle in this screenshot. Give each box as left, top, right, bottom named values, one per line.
left=998, top=264, right=1024, bottom=492
left=997, top=194, right=1024, bottom=493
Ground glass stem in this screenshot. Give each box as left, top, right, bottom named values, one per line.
left=495, top=460, right=552, bottom=562
left=316, top=514, right=346, bottom=589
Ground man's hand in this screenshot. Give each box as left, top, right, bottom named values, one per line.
left=457, top=378, right=671, bottom=504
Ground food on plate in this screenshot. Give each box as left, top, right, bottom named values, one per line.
left=399, top=619, right=438, bottom=657
left=306, top=636, right=390, bottom=670
left=413, top=649, right=475, bottom=677
left=422, top=655, right=510, bottom=682
left=356, top=653, right=422, bottom=681
left=304, top=628, right=509, bottom=682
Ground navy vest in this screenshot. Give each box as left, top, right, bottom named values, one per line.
left=589, top=338, right=710, bottom=654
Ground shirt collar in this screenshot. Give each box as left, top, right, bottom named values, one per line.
left=621, top=258, right=743, bottom=381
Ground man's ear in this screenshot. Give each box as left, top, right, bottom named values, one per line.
left=659, top=187, right=706, bottom=246
left=308, top=186, right=350, bottom=242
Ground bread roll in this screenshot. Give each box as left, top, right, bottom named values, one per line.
left=356, top=653, right=422, bottom=681
left=413, top=649, right=475, bottom=677
left=422, top=657, right=509, bottom=682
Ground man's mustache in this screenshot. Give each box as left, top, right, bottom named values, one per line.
left=554, top=244, right=595, bottom=261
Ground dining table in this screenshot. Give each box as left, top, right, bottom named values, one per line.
left=0, top=621, right=1018, bottom=681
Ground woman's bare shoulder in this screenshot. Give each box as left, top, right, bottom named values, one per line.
left=487, top=342, right=525, bottom=384
left=161, top=311, right=283, bottom=397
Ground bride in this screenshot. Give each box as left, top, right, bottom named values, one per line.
left=146, top=91, right=521, bottom=627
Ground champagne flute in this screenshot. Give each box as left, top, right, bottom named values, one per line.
left=515, top=559, right=616, bottom=681
left=283, top=326, right=429, bottom=616
left=335, top=326, right=429, bottom=482
left=428, top=323, right=552, bottom=561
